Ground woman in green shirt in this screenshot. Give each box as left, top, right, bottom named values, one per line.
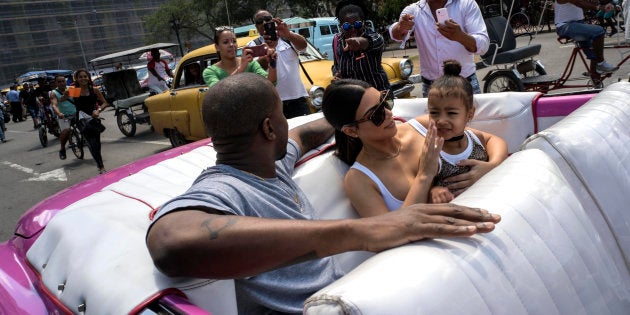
left=203, top=26, right=277, bottom=87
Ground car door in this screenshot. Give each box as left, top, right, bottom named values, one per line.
left=167, top=58, right=213, bottom=141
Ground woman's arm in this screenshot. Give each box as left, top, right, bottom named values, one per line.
left=203, top=66, right=222, bottom=87
left=345, top=171, right=392, bottom=217
left=402, top=120, right=443, bottom=206
left=93, top=88, right=109, bottom=118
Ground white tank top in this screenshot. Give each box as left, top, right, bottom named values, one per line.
left=554, top=1, right=585, bottom=27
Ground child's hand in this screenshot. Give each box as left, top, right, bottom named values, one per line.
left=430, top=186, right=454, bottom=203
left=444, top=159, right=495, bottom=195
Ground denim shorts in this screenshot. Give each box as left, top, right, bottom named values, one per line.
left=557, top=21, right=605, bottom=43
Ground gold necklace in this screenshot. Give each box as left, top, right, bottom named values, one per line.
left=363, top=141, right=402, bottom=160
left=240, top=170, right=303, bottom=211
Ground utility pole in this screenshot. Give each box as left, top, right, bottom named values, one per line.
left=170, top=15, right=184, bottom=56
left=74, top=18, right=89, bottom=70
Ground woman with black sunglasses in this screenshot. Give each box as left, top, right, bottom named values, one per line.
left=322, top=77, right=505, bottom=218
left=332, top=0, right=390, bottom=91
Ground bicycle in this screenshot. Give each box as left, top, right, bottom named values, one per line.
left=66, top=118, right=84, bottom=160
left=38, top=105, right=61, bottom=147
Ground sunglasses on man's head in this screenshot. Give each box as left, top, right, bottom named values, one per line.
left=342, top=21, right=363, bottom=31
left=254, top=15, right=273, bottom=24
left=347, top=90, right=394, bottom=127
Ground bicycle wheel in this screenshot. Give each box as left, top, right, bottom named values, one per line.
left=484, top=71, right=525, bottom=93
left=117, top=110, right=136, bottom=137
left=68, top=128, right=84, bottom=159
left=509, top=12, right=530, bottom=35
left=38, top=125, right=48, bottom=147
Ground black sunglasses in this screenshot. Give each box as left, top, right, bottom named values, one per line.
left=342, top=21, right=363, bottom=31
left=347, top=90, right=394, bottom=127
left=254, top=15, right=273, bottom=24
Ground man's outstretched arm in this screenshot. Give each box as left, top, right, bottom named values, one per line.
left=147, top=203, right=500, bottom=279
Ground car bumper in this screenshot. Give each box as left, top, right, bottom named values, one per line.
left=391, top=81, right=415, bottom=98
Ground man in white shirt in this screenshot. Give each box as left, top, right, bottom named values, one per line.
left=389, top=0, right=489, bottom=97
left=147, top=48, right=174, bottom=93
left=247, top=10, right=311, bottom=118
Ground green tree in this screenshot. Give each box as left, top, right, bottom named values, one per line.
left=144, top=0, right=410, bottom=45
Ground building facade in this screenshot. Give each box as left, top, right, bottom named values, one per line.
left=0, top=0, right=170, bottom=86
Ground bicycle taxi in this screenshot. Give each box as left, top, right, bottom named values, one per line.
left=88, top=43, right=177, bottom=137
left=478, top=0, right=630, bottom=93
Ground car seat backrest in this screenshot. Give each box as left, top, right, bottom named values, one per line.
left=522, top=81, right=630, bottom=267
left=102, top=71, right=129, bottom=100
left=304, top=149, right=630, bottom=314
left=482, top=16, right=517, bottom=60
left=102, top=69, right=144, bottom=100
left=393, top=91, right=539, bottom=154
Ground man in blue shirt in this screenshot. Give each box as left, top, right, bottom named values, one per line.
left=7, top=85, right=23, bottom=123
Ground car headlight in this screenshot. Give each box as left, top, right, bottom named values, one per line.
left=399, top=59, right=413, bottom=79
left=309, top=86, right=325, bottom=110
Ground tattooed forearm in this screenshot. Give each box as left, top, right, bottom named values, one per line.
left=201, top=216, right=238, bottom=240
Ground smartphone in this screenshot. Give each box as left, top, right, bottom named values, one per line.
left=436, top=8, right=449, bottom=25
left=250, top=44, right=268, bottom=57
left=263, top=21, right=278, bottom=41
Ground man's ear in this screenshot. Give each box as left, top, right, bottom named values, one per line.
left=261, top=117, right=276, bottom=140
left=341, top=125, right=359, bottom=138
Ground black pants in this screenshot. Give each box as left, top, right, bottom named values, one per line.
left=282, top=97, right=310, bottom=119
left=83, top=131, right=104, bottom=168
left=10, top=102, right=23, bottom=122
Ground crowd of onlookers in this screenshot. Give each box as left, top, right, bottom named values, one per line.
left=0, top=78, right=63, bottom=143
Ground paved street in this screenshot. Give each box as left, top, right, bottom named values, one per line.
left=3, top=28, right=630, bottom=242
left=0, top=109, right=171, bottom=241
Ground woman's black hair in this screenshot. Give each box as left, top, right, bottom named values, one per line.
left=335, top=0, right=370, bottom=21
left=322, top=79, right=371, bottom=165
left=73, top=69, right=93, bottom=87
left=428, top=60, right=474, bottom=110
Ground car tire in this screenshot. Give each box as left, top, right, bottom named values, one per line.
left=168, top=129, right=187, bottom=148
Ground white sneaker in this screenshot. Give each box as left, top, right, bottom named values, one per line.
left=596, top=61, right=619, bottom=74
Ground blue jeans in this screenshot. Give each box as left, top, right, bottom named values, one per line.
left=557, top=21, right=605, bottom=60
left=422, top=73, right=481, bottom=97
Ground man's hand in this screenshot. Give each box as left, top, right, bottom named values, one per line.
left=274, top=18, right=289, bottom=38
left=398, top=14, right=415, bottom=33
left=360, top=203, right=501, bottom=253
left=343, top=37, right=364, bottom=51
left=437, top=19, right=464, bottom=41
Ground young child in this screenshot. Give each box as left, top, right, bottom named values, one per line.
left=424, top=60, right=508, bottom=203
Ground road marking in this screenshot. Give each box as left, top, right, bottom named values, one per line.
left=1, top=161, right=67, bottom=182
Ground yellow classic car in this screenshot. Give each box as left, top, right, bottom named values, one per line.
left=145, top=34, right=414, bottom=147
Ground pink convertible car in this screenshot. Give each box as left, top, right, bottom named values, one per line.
left=1, top=83, right=629, bottom=314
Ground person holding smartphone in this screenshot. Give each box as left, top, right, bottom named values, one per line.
left=332, top=0, right=390, bottom=92
left=203, top=26, right=277, bottom=87
left=389, top=0, right=489, bottom=97
left=247, top=10, right=311, bottom=119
